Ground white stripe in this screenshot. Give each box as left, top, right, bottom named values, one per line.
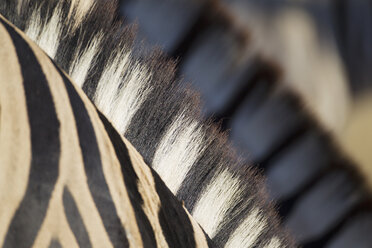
left=110, top=62, right=152, bottom=133
left=153, top=116, right=205, bottom=193
left=225, top=208, right=267, bottom=248
left=94, top=51, right=152, bottom=133
left=69, top=35, right=103, bottom=87
left=94, top=51, right=130, bottom=116
left=192, top=169, right=243, bottom=237
left=24, top=7, right=42, bottom=42
left=25, top=4, right=63, bottom=58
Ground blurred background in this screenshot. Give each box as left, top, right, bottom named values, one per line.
left=118, top=0, right=372, bottom=247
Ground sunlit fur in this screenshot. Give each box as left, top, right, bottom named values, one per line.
left=0, top=0, right=294, bottom=246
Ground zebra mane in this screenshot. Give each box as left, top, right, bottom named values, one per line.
left=0, top=0, right=294, bottom=246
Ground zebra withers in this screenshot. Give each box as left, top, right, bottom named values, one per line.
left=0, top=0, right=294, bottom=247
left=0, top=15, right=211, bottom=247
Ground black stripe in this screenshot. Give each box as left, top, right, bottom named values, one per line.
left=175, top=149, right=217, bottom=212
left=98, top=111, right=157, bottom=248
left=1, top=19, right=61, bottom=248
left=63, top=186, right=92, bottom=248
left=124, top=66, right=183, bottom=165
left=152, top=170, right=198, bottom=247
left=55, top=66, right=129, bottom=248
left=48, top=239, right=62, bottom=248
left=100, top=110, right=208, bottom=247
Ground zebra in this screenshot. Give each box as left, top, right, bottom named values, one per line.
left=0, top=0, right=294, bottom=247
left=0, top=13, right=213, bottom=247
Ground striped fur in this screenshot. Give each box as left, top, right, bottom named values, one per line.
left=0, top=0, right=294, bottom=247
left=0, top=15, right=211, bottom=247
